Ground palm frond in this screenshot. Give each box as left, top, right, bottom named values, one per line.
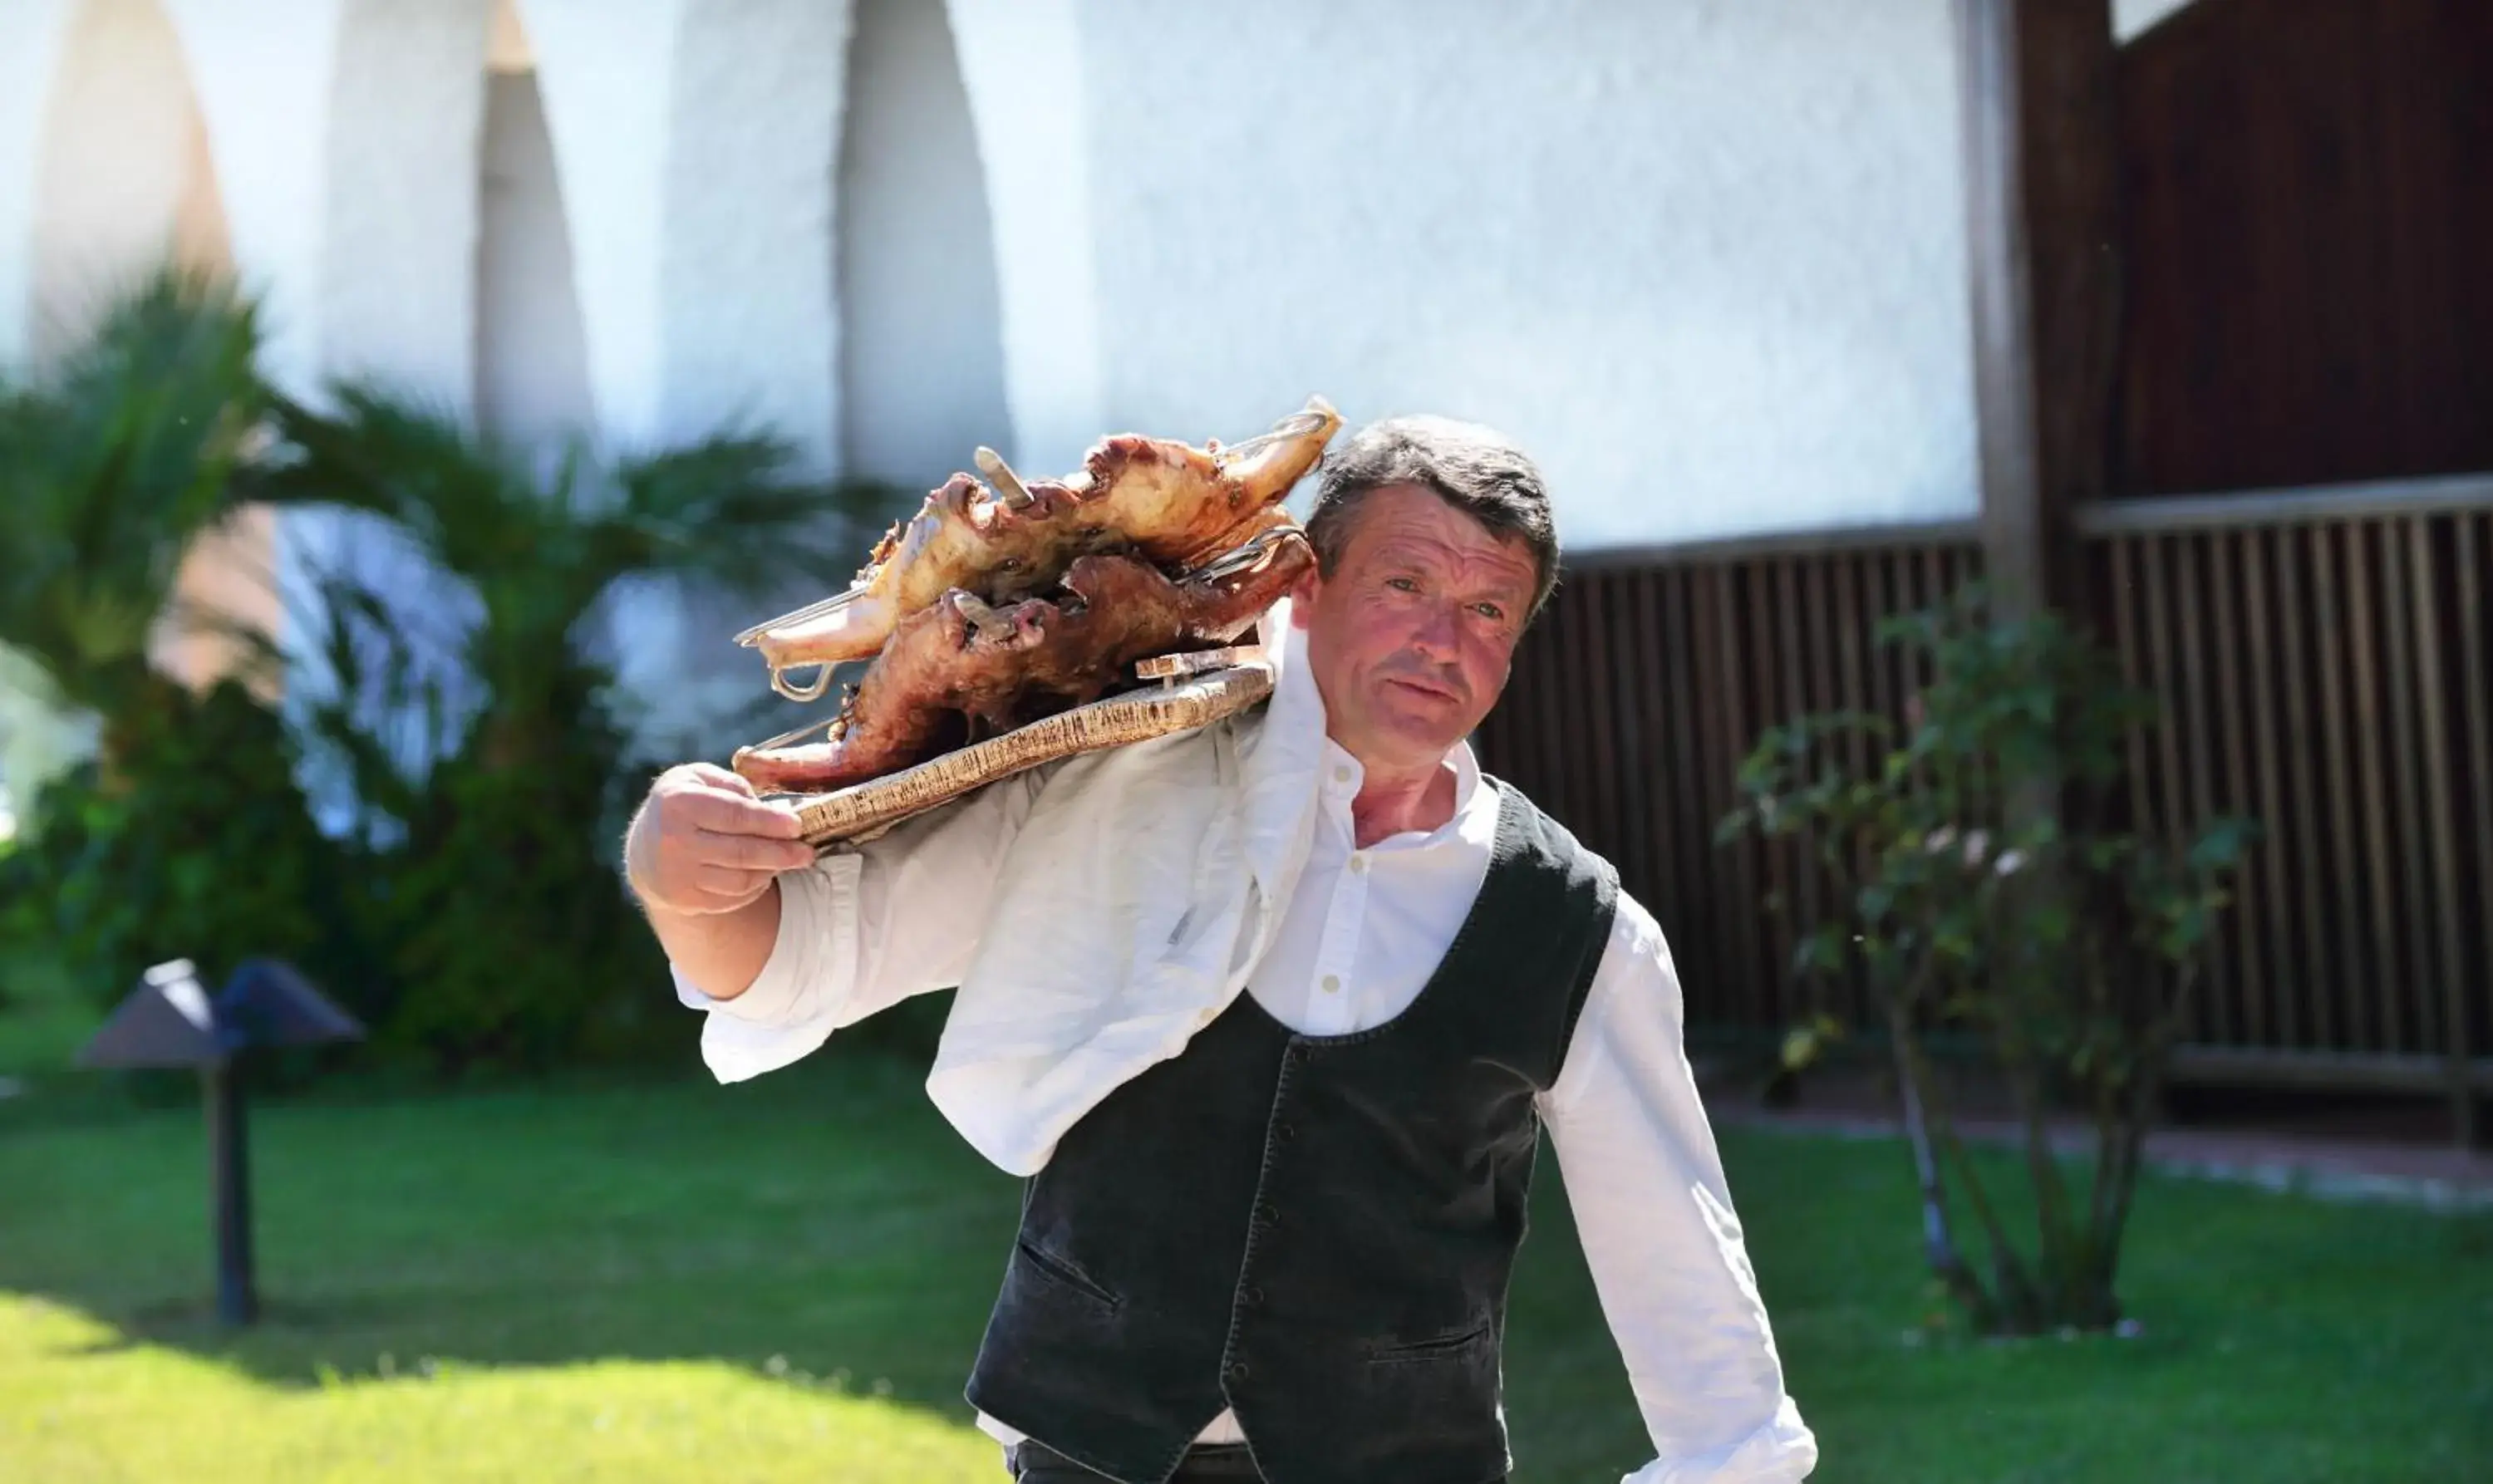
left=602, top=431, right=882, bottom=601
left=0, top=265, right=278, bottom=715
left=267, top=383, right=524, bottom=553
left=281, top=382, right=879, bottom=646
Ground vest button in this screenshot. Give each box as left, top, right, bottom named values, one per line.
left=1244, top=1285, right=1266, bottom=1306
left=1276, top=1123, right=1296, bottom=1142
left=1227, top=1361, right=1250, bottom=1383
left=1257, top=1201, right=1279, bottom=1225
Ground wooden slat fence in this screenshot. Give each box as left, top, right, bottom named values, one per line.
left=2078, top=475, right=2493, bottom=1137
left=1477, top=477, right=2493, bottom=1139
left=1473, top=523, right=1982, bottom=1036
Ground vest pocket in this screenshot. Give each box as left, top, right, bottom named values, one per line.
left=1013, top=1236, right=1124, bottom=1313
left=1364, top=1319, right=1492, bottom=1366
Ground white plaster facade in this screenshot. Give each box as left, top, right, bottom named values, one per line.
left=0, top=0, right=2197, bottom=796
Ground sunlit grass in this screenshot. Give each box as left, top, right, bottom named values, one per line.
left=2, top=1295, right=996, bottom=1483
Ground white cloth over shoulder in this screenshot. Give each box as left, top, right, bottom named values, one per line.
left=924, top=604, right=1329, bottom=1176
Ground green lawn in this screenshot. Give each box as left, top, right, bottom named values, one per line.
left=0, top=1049, right=2485, bottom=1483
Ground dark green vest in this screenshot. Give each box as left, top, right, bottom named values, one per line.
left=966, top=779, right=1619, bottom=1484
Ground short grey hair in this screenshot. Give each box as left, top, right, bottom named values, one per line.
left=1304, top=415, right=1560, bottom=621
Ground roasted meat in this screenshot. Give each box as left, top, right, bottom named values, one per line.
left=731, top=529, right=1311, bottom=795
left=739, top=396, right=1340, bottom=697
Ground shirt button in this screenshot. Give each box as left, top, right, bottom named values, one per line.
left=1348, top=854, right=1368, bottom=875
left=1320, top=973, right=1340, bottom=994
left=1332, top=765, right=1351, bottom=784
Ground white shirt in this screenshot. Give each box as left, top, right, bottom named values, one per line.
left=673, top=623, right=1818, bottom=1484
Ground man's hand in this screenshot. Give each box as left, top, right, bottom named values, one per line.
left=626, top=763, right=816, bottom=918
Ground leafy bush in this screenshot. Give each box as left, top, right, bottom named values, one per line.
left=1719, top=583, right=2256, bottom=1336
left=0, top=269, right=897, bottom=1081
left=0, top=268, right=356, bottom=1026
left=0, top=264, right=967, bottom=1082
left=265, top=384, right=871, bottom=1075
left=0, top=269, right=297, bottom=761
left=0, top=677, right=359, bottom=1020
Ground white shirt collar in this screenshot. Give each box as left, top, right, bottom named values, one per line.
left=1276, top=620, right=1492, bottom=852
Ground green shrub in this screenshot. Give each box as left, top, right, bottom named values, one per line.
left=1, top=676, right=358, bottom=1016
left=0, top=268, right=913, bottom=1083
left=1719, top=583, right=2256, bottom=1337
left=340, top=665, right=673, bottom=1074
left=266, top=384, right=873, bottom=1075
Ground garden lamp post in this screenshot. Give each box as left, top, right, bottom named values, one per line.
left=77, top=956, right=364, bottom=1326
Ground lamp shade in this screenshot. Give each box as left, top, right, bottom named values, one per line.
left=215, top=958, right=364, bottom=1049
left=77, top=957, right=365, bottom=1069
left=78, top=960, right=227, bottom=1069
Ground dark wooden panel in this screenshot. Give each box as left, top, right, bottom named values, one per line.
left=2091, top=514, right=2491, bottom=1064
left=1479, top=534, right=1983, bottom=1037
left=1958, top=0, right=2120, bottom=615
left=2116, top=0, right=2493, bottom=494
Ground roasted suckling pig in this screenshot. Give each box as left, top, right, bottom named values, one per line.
left=738, top=396, right=1341, bottom=700
left=731, top=527, right=1312, bottom=794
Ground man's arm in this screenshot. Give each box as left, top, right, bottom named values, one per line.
left=1539, top=896, right=1818, bottom=1484
left=625, top=760, right=1050, bottom=1079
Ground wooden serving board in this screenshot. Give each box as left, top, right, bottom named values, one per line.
left=780, top=661, right=1274, bottom=848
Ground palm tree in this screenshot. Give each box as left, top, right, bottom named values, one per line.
left=0, top=268, right=300, bottom=772
left=268, top=381, right=876, bottom=777
left=263, top=383, right=883, bottom=1069
left=0, top=268, right=894, bottom=1069
left=0, top=270, right=381, bottom=1013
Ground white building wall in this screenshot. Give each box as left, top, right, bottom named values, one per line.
left=944, top=0, right=1102, bottom=480
left=0, top=0, right=2114, bottom=787
left=13, top=0, right=228, bottom=364
left=1, top=0, right=2028, bottom=558
left=156, top=0, right=347, bottom=394
left=475, top=62, right=594, bottom=447
left=495, top=0, right=683, bottom=451
left=0, top=0, right=76, bottom=370
left=313, top=0, right=495, bottom=715
left=1066, top=0, right=1980, bottom=551
left=321, top=0, right=492, bottom=407
left=660, top=0, right=846, bottom=471
left=837, top=0, right=1009, bottom=491
left=513, top=0, right=852, bottom=721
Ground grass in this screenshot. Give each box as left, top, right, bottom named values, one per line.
left=0, top=1045, right=2486, bottom=1483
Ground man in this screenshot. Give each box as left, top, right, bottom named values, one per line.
left=627, top=416, right=1818, bottom=1484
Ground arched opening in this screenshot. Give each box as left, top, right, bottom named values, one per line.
left=27, top=0, right=264, bottom=701
left=835, top=0, right=1012, bottom=488
left=472, top=0, right=595, bottom=453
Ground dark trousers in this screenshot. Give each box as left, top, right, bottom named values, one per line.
left=1007, top=1439, right=1264, bottom=1482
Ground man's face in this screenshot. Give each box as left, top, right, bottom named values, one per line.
left=1295, top=483, right=1542, bottom=774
